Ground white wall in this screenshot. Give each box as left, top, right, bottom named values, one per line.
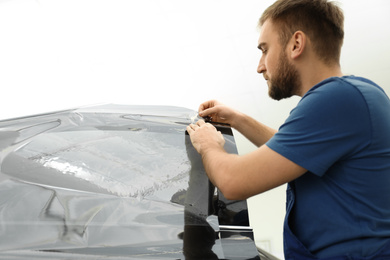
left=0, top=0, right=389, bottom=258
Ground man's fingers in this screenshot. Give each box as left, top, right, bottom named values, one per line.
left=186, top=125, right=194, bottom=134
left=196, top=119, right=206, bottom=126
left=187, top=120, right=209, bottom=135
left=199, top=107, right=214, bottom=117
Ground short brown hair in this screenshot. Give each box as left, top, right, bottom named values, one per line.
left=259, top=0, right=344, bottom=65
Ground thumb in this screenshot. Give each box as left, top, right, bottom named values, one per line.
left=199, top=107, right=217, bottom=117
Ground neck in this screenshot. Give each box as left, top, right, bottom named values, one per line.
left=297, top=62, right=343, bottom=97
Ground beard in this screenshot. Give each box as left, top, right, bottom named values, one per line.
left=267, top=51, right=301, bottom=101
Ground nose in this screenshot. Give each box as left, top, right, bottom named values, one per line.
left=257, top=57, right=266, bottom=74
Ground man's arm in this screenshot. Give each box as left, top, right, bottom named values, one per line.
left=231, top=112, right=277, bottom=147
left=187, top=120, right=306, bottom=200
left=198, top=100, right=276, bottom=147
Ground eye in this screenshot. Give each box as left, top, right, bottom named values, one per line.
left=259, top=47, right=267, bottom=55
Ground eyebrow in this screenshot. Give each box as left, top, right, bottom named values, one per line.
left=258, top=43, right=267, bottom=51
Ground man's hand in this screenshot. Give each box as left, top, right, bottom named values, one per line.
left=198, top=100, right=239, bottom=127
left=186, top=120, right=225, bottom=155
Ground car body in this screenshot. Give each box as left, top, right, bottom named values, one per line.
left=0, top=104, right=278, bottom=260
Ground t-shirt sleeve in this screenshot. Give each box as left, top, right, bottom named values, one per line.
left=266, top=81, right=371, bottom=176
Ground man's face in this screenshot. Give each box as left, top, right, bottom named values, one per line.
left=269, top=50, right=301, bottom=100
left=257, top=20, right=301, bottom=100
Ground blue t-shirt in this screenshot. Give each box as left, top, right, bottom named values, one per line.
left=266, top=76, right=390, bottom=258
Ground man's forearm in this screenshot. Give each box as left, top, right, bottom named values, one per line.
left=200, top=147, right=244, bottom=200
left=231, top=112, right=276, bottom=147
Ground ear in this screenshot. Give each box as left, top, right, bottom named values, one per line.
left=289, top=31, right=306, bottom=59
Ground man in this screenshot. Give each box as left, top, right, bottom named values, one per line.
left=186, top=0, right=390, bottom=259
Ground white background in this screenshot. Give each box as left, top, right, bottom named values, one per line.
left=0, top=0, right=389, bottom=257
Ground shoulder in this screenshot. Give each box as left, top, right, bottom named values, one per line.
left=267, top=76, right=377, bottom=175
left=295, top=76, right=377, bottom=119
left=303, top=76, right=386, bottom=104
left=303, top=76, right=365, bottom=102
left=273, top=76, right=374, bottom=151
left=299, top=76, right=389, bottom=120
